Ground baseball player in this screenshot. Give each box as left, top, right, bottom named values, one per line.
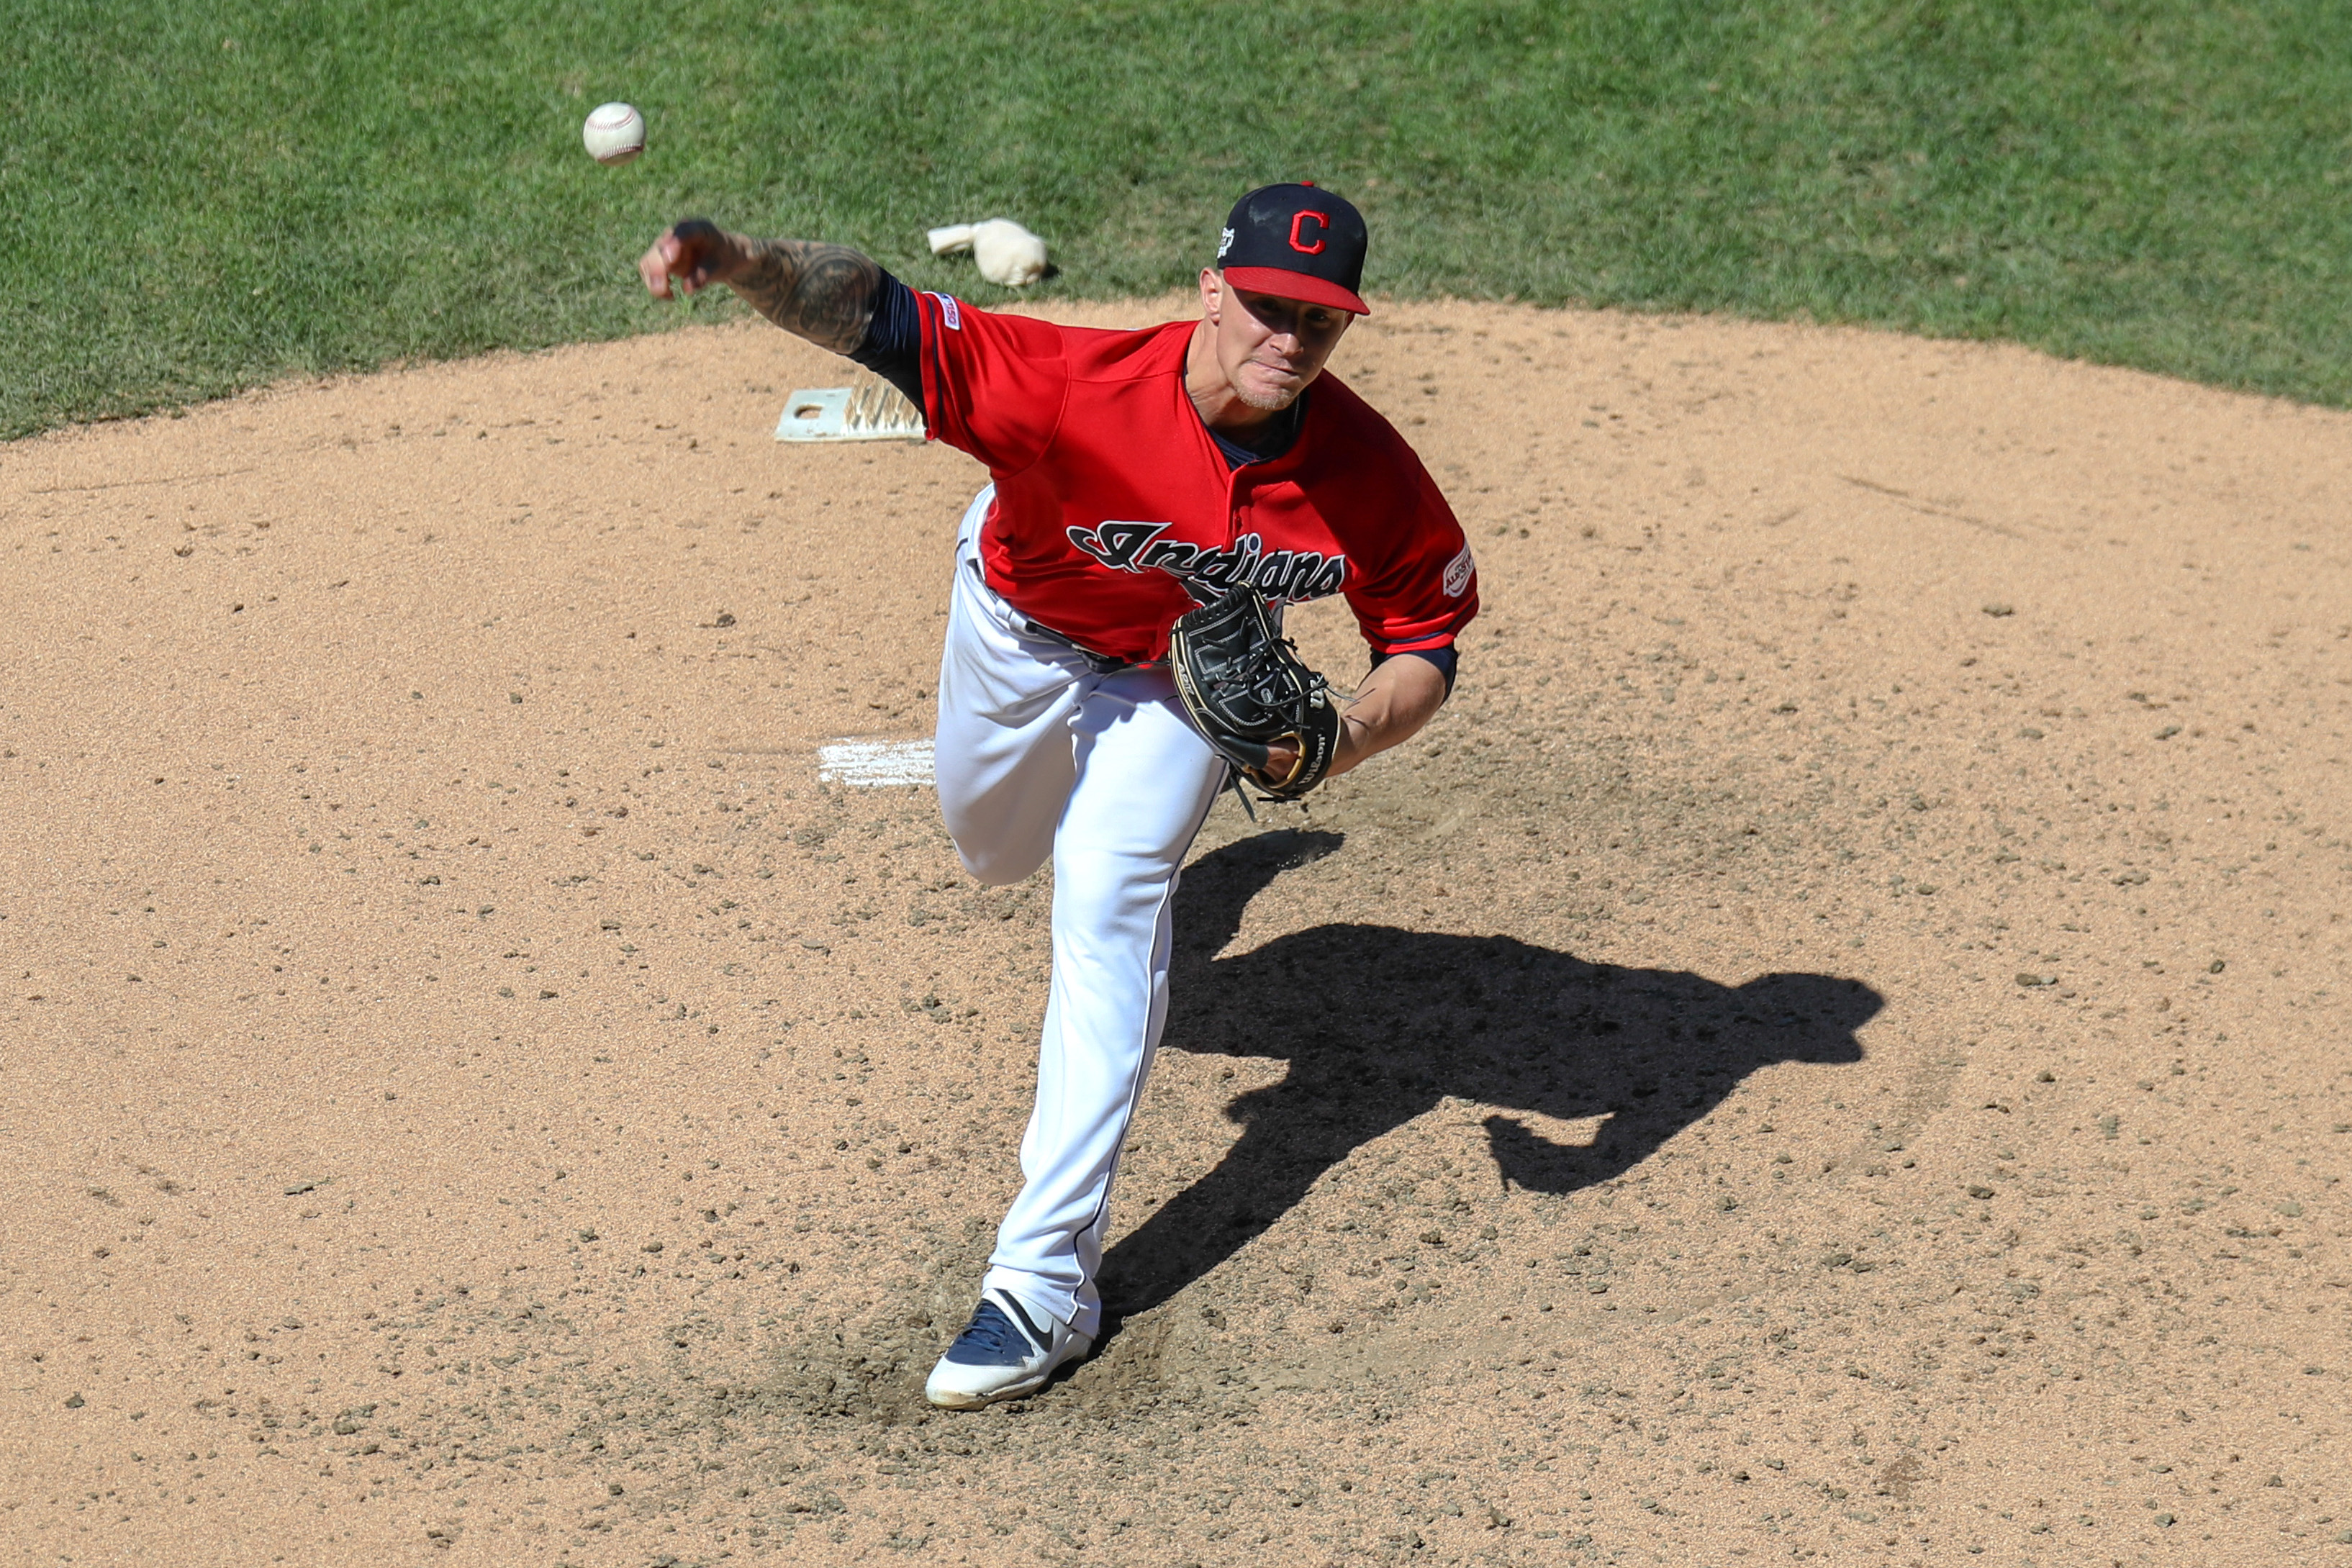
left=638, top=184, right=1479, bottom=1408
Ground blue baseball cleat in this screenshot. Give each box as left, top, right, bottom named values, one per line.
left=923, top=1287, right=1093, bottom=1409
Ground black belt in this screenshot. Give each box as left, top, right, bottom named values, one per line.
left=969, top=556, right=1153, bottom=674
left=1027, top=619, right=1146, bottom=675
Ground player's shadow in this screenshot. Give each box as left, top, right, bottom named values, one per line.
left=1097, top=829, right=1883, bottom=1317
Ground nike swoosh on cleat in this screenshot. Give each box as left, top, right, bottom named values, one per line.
left=998, top=1293, right=1054, bottom=1354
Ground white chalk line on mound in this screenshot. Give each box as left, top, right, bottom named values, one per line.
left=817, top=738, right=936, bottom=787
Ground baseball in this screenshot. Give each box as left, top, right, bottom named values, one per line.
left=582, top=101, right=646, bottom=166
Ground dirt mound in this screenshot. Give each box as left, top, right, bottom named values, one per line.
left=4, top=300, right=2347, bottom=1564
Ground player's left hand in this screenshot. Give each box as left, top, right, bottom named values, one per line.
left=1253, top=731, right=1332, bottom=787
left=1253, top=737, right=1302, bottom=784
left=1253, top=712, right=1367, bottom=788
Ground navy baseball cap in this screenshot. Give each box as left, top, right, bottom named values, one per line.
left=1216, top=182, right=1370, bottom=315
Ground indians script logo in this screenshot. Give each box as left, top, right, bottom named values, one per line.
left=1067, top=520, right=1347, bottom=606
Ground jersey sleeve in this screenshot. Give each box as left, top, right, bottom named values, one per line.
left=911, top=291, right=1069, bottom=477
left=1342, top=457, right=1480, bottom=654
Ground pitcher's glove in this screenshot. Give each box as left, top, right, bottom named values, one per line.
left=1168, top=589, right=1343, bottom=800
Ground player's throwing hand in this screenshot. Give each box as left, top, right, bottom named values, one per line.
left=637, top=219, right=739, bottom=299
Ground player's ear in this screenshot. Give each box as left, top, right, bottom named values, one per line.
left=1199, top=267, right=1223, bottom=324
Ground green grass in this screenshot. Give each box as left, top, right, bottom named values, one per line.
left=8, top=1, right=2352, bottom=438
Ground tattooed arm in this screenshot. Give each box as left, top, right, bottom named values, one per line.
left=637, top=219, right=880, bottom=354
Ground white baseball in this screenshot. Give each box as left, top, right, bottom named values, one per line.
left=583, top=102, right=646, bottom=166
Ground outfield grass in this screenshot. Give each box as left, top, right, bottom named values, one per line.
left=8, top=1, right=2352, bottom=438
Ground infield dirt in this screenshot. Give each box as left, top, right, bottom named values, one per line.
left=4, top=300, right=2348, bottom=1566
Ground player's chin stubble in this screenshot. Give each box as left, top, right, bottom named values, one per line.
left=1234, top=385, right=1299, bottom=412
left=1233, top=367, right=1307, bottom=412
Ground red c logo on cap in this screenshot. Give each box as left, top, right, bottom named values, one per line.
left=1288, top=211, right=1330, bottom=255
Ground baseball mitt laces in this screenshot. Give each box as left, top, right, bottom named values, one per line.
left=1211, top=638, right=1329, bottom=728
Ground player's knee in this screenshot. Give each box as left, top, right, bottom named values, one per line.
left=1046, top=851, right=1171, bottom=920
left=955, top=840, right=1047, bottom=887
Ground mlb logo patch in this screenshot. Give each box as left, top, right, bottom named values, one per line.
left=928, top=293, right=963, bottom=331
left=1443, top=544, right=1476, bottom=598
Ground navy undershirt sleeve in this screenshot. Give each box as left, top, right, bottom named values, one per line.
left=847, top=269, right=925, bottom=406
left=1373, top=644, right=1460, bottom=694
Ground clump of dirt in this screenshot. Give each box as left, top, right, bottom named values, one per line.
left=3, top=299, right=2348, bottom=1564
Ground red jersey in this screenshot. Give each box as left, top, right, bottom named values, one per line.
left=911, top=292, right=1478, bottom=666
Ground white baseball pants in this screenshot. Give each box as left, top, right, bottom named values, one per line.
left=933, top=487, right=1227, bottom=1340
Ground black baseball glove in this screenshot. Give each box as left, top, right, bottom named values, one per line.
left=1168, top=589, right=1343, bottom=800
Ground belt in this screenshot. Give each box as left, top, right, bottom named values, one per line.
left=967, top=555, right=1154, bottom=674
left=1025, top=617, right=1149, bottom=676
